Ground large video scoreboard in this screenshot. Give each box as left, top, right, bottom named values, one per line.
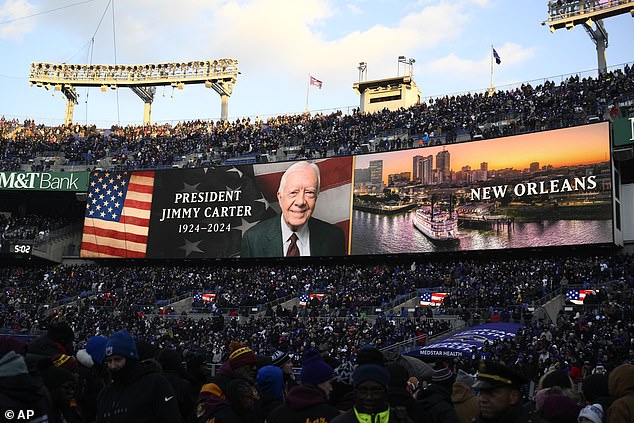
left=0, top=122, right=616, bottom=259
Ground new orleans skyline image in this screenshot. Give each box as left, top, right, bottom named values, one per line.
left=351, top=123, right=614, bottom=255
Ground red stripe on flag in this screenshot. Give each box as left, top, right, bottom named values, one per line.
left=80, top=241, right=147, bottom=258
left=123, top=198, right=153, bottom=211
left=83, top=225, right=148, bottom=244
left=128, top=182, right=154, bottom=194
left=119, top=215, right=150, bottom=227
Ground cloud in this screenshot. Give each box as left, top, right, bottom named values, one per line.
left=0, top=0, right=36, bottom=39
left=346, top=3, right=364, bottom=15
left=422, top=42, right=537, bottom=96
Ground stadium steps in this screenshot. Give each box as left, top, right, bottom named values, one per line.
left=31, top=223, right=82, bottom=263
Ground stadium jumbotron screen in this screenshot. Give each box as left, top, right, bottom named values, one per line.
left=79, top=122, right=613, bottom=259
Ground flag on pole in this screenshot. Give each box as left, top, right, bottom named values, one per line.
left=309, top=75, right=323, bottom=89
left=492, top=48, right=501, bottom=65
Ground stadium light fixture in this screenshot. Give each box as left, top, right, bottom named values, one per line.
left=566, top=21, right=574, bottom=30
left=100, top=85, right=108, bottom=92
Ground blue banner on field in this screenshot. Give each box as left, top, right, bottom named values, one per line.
left=407, top=322, right=524, bottom=358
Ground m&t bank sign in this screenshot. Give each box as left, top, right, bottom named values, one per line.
left=0, top=171, right=89, bottom=191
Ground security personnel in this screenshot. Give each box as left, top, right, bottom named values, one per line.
left=472, top=360, right=544, bottom=423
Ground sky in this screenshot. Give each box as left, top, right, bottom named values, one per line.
left=355, top=123, right=610, bottom=183
left=0, top=0, right=633, bottom=127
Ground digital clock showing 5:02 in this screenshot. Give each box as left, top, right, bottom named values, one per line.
left=12, top=244, right=32, bottom=254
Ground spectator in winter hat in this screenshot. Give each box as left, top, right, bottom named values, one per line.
left=267, top=348, right=340, bottom=423
left=257, top=365, right=284, bottom=419
left=75, top=336, right=109, bottom=423
left=85, top=335, right=108, bottom=366
left=197, top=342, right=259, bottom=423
left=452, top=369, right=480, bottom=423
left=271, top=349, right=296, bottom=394
left=418, top=366, right=460, bottom=423
left=578, top=403, right=603, bottom=423
left=42, top=365, right=82, bottom=423
left=332, top=362, right=401, bottom=423
left=96, top=329, right=180, bottom=423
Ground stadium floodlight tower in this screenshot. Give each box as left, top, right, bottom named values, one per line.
left=29, top=59, right=240, bottom=125
left=543, top=0, right=634, bottom=74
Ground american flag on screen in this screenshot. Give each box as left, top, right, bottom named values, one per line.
left=298, top=293, right=310, bottom=307
left=81, top=171, right=155, bottom=258
left=420, top=292, right=448, bottom=307
left=566, top=289, right=594, bottom=305
left=202, top=293, right=216, bottom=303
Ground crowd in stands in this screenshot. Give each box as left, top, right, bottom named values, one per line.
left=1, top=64, right=633, bottom=171
left=0, top=213, right=74, bottom=242
left=2, top=295, right=634, bottom=422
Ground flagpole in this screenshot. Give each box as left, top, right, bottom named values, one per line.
left=305, top=74, right=310, bottom=112
left=490, top=45, right=494, bottom=89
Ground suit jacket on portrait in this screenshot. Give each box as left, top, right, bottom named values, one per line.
left=240, top=215, right=346, bottom=257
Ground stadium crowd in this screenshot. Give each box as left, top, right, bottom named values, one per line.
left=1, top=64, right=633, bottom=171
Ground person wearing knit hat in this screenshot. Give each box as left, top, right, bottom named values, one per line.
left=271, top=349, right=296, bottom=395
left=197, top=342, right=260, bottom=422
left=267, top=348, right=340, bottom=423
left=75, top=337, right=109, bottom=423
left=301, top=348, right=335, bottom=387
left=418, top=366, right=460, bottom=423
left=105, top=329, right=138, bottom=361
left=332, top=362, right=405, bottom=423
left=85, top=335, right=108, bottom=366
left=0, top=351, right=53, bottom=422
left=42, top=365, right=82, bottom=423
left=578, top=403, right=603, bottom=423
left=96, top=329, right=180, bottom=423
left=52, top=353, right=78, bottom=373
left=452, top=369, right=480, bottom=423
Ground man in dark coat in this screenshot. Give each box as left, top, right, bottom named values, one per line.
left=95, top=329, right=181, bottom=423
left=267, top=348, right=340, bottom=423
left=0, top=349, right=53, bottom=422
left=417, top=366, right=460, bottom=423
left=241, top=161, right=346, bottom=258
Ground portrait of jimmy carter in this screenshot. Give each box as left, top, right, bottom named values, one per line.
left=240, top=161, right=346, bottom=257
